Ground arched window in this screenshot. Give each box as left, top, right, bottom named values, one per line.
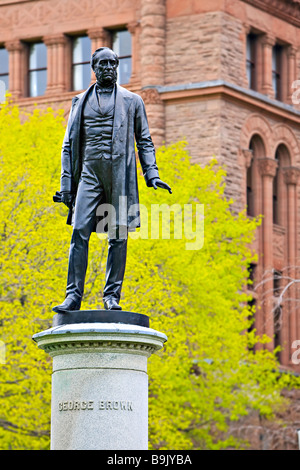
left=247, top=134, right=266, bottom=217
left=273, top=144, right=291, bottom=226
left=246, top=162, right=254, bottom=216
left=273, top=151, right=279, bottom=224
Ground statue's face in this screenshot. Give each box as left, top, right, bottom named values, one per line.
left=93, top=49, right=118, bottom=85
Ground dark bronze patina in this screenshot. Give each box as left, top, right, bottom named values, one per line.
left=53, top=47, right=171, bottom=313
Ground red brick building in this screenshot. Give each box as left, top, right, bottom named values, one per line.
left=1, top=0, right=300, bottom=448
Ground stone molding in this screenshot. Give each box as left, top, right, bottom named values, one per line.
left=261, top=33, right=276, bottom=48
left=43, top=33, right=67, bottom=46
left=33, top=323, right=167, bottom=359
left=4, top=39, right=24, bottom=52
left=126, top=21, right=139, bottom=34
left=42, top=338, right=158, bottom=357
left=140, top=87, right=162, bottom=105
left=287, top=44, right=297, bottom=58
left=241, top=148, right=254, bottom=168
left=87, top=28, right=107, bottom=41
left=240, top=115, right=300, bottom=168
left=0, top=0, right=135, bottom=30
left=240, top=114, right=273, bottom=155
left=241, top=0, right=300, bottom=28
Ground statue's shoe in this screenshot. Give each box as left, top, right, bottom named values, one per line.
left=52, top=297, right=81, bottom=313
left=103, top=297, right=122, bottom=310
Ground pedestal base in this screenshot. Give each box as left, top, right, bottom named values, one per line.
left=52, top=309, right=149, bottom=327
left=33, top=315, right=167, bottom=450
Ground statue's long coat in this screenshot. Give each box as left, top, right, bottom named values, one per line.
left=60, top=83, right=159, bottom=232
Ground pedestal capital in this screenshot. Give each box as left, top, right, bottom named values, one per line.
left=4, top=39, right=24, bottom=52
left=33, top=320, right=167, bottom=358
left=87, top=27, right=107, bottom=41
left=287, top=44, right=297, bottom=58
left=258, top=157, right=278, bottom=177
left=283, top=166, right=300, bottom=185
left=261, top=33, right=276, bottom=48
left=127, top=21, right=140, bottom=34
left=42, top=33, right=67, bottom=46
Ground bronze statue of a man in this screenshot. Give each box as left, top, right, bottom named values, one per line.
left=53, top=47, right=171, bottom=313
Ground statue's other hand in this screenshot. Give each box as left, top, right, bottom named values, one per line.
left=61, top=192, right=75, bottom=209
left=150, top=178, right=172, bottom=194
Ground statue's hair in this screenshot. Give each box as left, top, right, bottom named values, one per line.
left=90, top=47, right=119, bottom=70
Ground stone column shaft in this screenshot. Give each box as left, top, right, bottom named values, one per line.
left=261, top=34, right=276, bottom=98
left=127, top=21, right=140, bottom=87
left=140, top=0, right=166, bottom=147
left=5, top=39, right=25, bottom=99
left=258, top=158, right=278, bottom=349
left=287, top=46, right=297, bottom=104
left=43, top=34, right=67, bottom=94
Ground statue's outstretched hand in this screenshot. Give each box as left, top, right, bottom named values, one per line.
left=61, top=192, right=75, bottom=209
left=150, top=178, right=172, bottom=194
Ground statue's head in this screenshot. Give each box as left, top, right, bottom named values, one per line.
left=91, top=47, right=119, bottom=86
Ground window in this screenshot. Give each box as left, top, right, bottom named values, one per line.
left=247, top=135, right=265, bottom=218
left=28, top=42, right=47, bottom=97
left=247, top=263, right=256, bottom=291
left=0, top=48, right=9, bottom=98
left=272, top=44, right=282, bottom=100
left=246, top=163, right=254, bottom=216
left=246, top=34, right=257, bottom=90
left=72, top=36, right=91, bottom=91
left=247, top=264, right=256, bottom=351
left=273, top=144, right=290, bottom=226
left=112, top=30, right=132, bottom=85
left=273, top=151, right=279, bottom=224
left=247, top=142, right=255, bottom=217
left=273, top=270, right=282, bottom=298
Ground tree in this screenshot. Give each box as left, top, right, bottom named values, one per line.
left=0, top=100, right=67, bottom=449
left=0, top=100, right=298, bottom=450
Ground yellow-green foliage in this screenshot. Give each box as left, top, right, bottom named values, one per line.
left=0, top=101, right=297, bottom=450
left=0, top=100, right=68, bottom=449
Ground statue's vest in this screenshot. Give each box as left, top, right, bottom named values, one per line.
left=81, top=87, right=115, bottom=161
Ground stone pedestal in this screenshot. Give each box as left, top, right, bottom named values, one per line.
left=33, top=311, right=167, bottom=450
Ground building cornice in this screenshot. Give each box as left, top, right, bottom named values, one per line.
left=0, top=0, right=37, bottom=6
left=241, top=0, right=300, bottom=28
left=151, top=80, right=300, bottom=127
left=11, top=80, right=300, bottom=128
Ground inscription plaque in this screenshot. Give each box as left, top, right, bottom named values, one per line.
left=58, top=399, right=134, bottom=411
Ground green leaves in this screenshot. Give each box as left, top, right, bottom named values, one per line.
left=0, top=100, right=66, bottom=449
